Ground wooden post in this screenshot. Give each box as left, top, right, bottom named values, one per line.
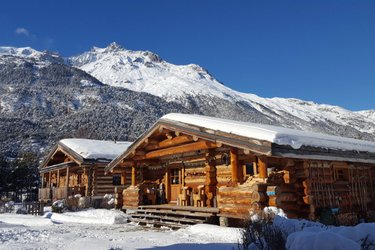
left=205, top=150, right=218, bottom=207
left=66, top=167, right=70, bottom=187
left=165, top=169, right=170, bottom=202
left=48, top=172, right=52, bottom=187
left=131, top=165, right=137, bottom=186
left=83, top=167, right=89, bottom=196
left=57, top=169, right=60, bottom=187
left=121, top=171, right=126, bottom=185
left=41, top=174, right=45, bottom=188
left=181, top=166, right=185, bottom=187
left=230, top=148, right=239, bottom=184
left=258, top=156, right=268, bottom=179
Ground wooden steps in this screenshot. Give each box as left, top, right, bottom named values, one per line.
left=127, top=205, right=219, bottom=230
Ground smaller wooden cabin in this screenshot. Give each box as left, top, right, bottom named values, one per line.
left=105, top=113, right=375, bottom=224
left=39, top=139, right=131, bottom=204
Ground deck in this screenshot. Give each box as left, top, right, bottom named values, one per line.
left=125, top=205, right=219, bottom=229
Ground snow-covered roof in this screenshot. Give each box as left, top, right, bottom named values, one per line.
left=161, top=113, right=375, bottom=154
left=59, top=139, right=132, bottom=161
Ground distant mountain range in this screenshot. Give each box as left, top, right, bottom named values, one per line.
left=0, top=43, right=374, bottom=157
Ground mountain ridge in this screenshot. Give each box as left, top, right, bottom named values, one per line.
left=1, top=43, right=375, bottom=158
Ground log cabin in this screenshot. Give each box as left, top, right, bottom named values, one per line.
left=39, top=139, right=131, bottom=205
left=105, top=113, right=375, bottom=225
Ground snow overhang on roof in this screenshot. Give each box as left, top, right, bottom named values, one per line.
left=105, top=113, right=375, bottom=172
left=59, top=139, right=132, bottom=161
left=161, top=113, right=375, bottom=155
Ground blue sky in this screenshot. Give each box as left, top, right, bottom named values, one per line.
left=1, top=0, right=374, bottom=111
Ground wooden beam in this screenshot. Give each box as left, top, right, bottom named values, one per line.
left=165, top=169, right=170, bottom=202
left=57, top=169, right=60, bottom=188
left=230, top=148, right=239, bottom=184
left=83, top=168, right=89, bottom=196
left=257, top=156, right=268, bottom=179
left=145, top=135, right=194, bottom=151
left=66, top=167, right=70, bottom=187
left=136, top=141, right=217, bottom=160
left=48, top=172, right=51, bottom=187
left=121, top=171, right=126, bottom=185
left=205, top=150, right=217, bottom=208
left=41, top=174, right=45, bottom=188
left=131, top=165, right=137, bottom=186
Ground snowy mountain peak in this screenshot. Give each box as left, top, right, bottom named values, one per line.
left=0, top=46, right=63, bottom=66
left=69, top=42, right=375, bottom=137
left=69, top=42, right=235, bottom=101
left=105, top=42, right=123, bottom=52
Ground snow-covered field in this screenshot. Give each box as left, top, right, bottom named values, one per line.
left=1, top=208, right=375, bottom=250
left=0, top=209, right=241, bottom=250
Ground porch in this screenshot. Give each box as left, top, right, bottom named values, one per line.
left=125, top=204, right=219, bottom=229
left=39, top=162, right=91, bottom=202
left=38, top=186, right=87, bottom=202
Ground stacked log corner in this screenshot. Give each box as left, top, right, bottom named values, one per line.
left=217, top=180, right=268, bottom=218
left=122, top=186, right=141, bottom=208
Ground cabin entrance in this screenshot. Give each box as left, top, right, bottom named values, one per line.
left=169, top=168, right=181, bottom=204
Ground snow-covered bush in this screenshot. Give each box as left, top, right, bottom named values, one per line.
left=16, top=206, right=28, bottom=214
left=100, top=194, right=115, bottom=209
left=240, top=208, right=287, bottom=250
left=240, top=207, right=375, bottom=250
left=4, top=201, right=15, bottom=213
left=52, top=200, right=65, bottom=213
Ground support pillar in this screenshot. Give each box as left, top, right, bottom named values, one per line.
left=230, top=148, right=239, bottom=184
left=181, top=166, right=185, bottom=187
left=66, top=167, right=70, bottom=187
left=121, top=171, right=126, bottom=185
left=131, top=165, right=137, bottom=186
left=165, top=169, right=170, bottom=202
left=57, top=169, right=60, bottom=187
left=48, top=172, right=52, bottom=187
left=258, top=156, right=268, bottom=179
left=205, top=150, right=217, bottom=207
left=83, top=167, right=89, bottom=196
left=41, top=174, right=45, bottom=188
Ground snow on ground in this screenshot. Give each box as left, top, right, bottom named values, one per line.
left=273, top=216, right=375, bottom=250
left=0, top=210, right=241, bottom=250
left=1, top=208, right=374, bottom=250
left=49, top=209, right=129, bottom=225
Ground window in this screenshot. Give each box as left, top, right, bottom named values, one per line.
left=245, top=163, right=254, bottom=176
left=335, top=168, right=349, bottom=181
left=170, top=168, right=179, bottom=184
left=112, top=174, right=121, bottom=186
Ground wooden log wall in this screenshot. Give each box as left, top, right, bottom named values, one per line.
left=217, top=178, right=267, bottom=218
left=123, top=186, right=141, bottom=207
left=266, top=160, right=309, bottom=218
left=184, top=166, right=206, bottom=190
left=92, top=165, right=131, bottom=197
left=301, top=161, right=375, bottom=218
left=183, top=164, right=232, bottom=191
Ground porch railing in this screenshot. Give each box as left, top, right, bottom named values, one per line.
left=39, top=188, right=51, bottom=201
left=39, top=186, right=87, bottom=201
left=53, top=186, right=68, bottom=200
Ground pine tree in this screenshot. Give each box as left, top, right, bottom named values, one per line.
left=9, top=153, right=39, bottom=201
left=0, top=154, right=10, bottom=198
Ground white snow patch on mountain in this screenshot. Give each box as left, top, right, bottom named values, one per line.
left=70, top=43, right=375, bottom=135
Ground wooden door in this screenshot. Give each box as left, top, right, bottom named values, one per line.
left=169, top=168, right=180, bottom=203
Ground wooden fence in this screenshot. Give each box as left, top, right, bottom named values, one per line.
left=22, top=201, right=44, bottom=216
